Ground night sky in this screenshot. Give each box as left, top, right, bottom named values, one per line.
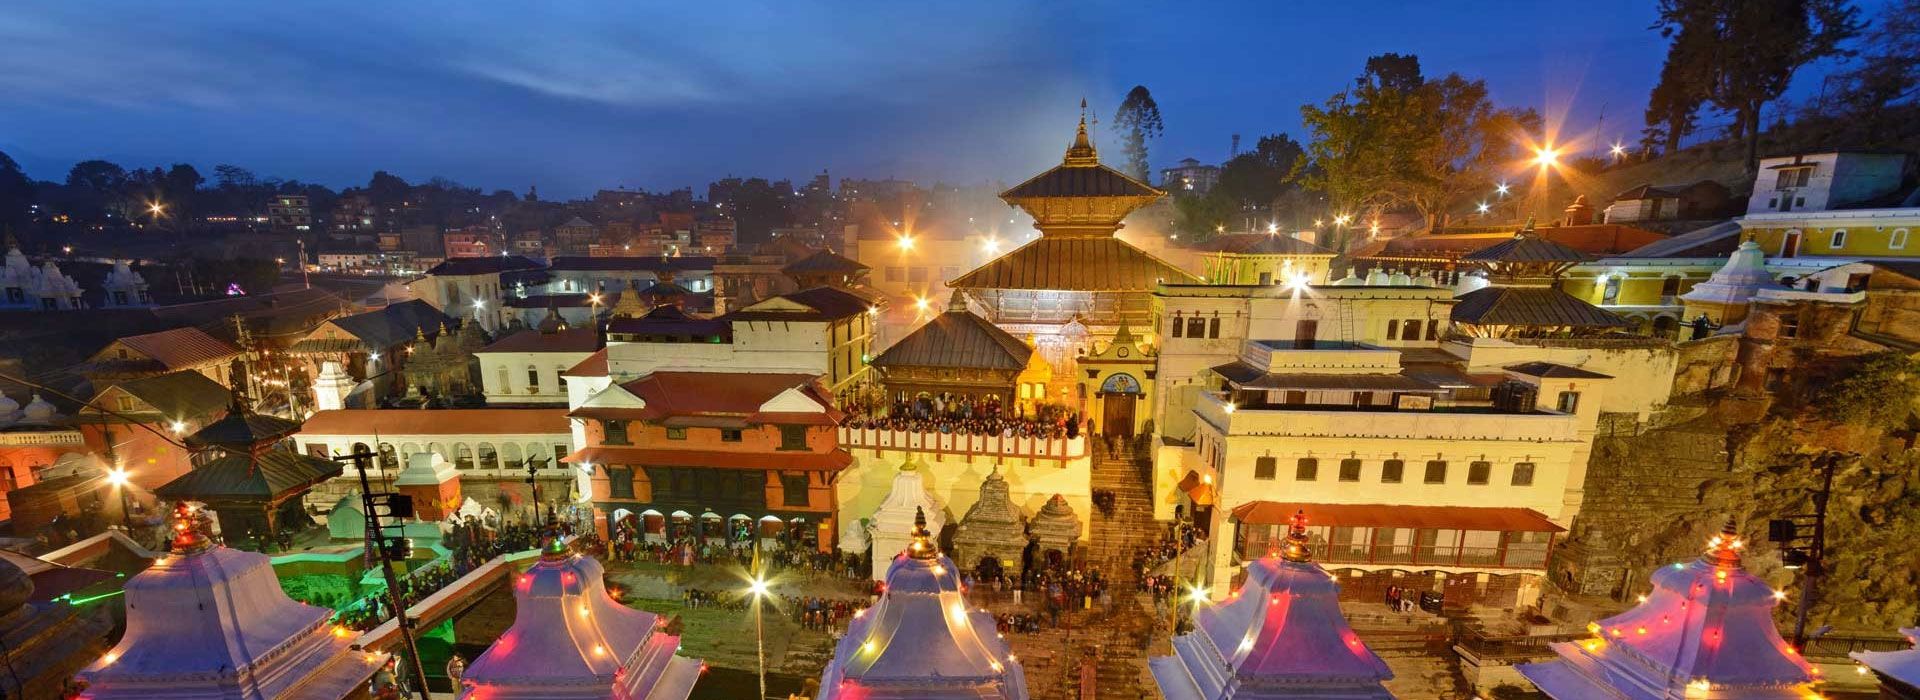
left=0, top=1, right=1868, bottom=197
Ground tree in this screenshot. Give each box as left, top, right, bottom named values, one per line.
left=1825, top=0, right=1920, bottom=129
left=213, top=164, right=256, bottom=190
left=0, top=150, right=33, bottom=231
left=65, top=160, right=127, bottom=193
left=1643, top=38, right=1710, bottom=154
left=1111, top=86, right=1165, bottom=182
left=367, top=170, right=410, bottom=207
left=1654, top=0, right=1862, bottom=174
left=1300, top=54, right=1534, bottom=230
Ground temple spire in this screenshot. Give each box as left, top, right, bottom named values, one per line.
left=908, top=506, right=938, bottom=560
left=169, top=501, right=210, bottom=554
left=1064, top=112, right=1099, bottom=167
left=1277, top=509, right=1314, bottom=563
left=1706, top=516, right=1743, bottom=567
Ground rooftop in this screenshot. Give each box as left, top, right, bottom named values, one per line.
left=425, top=255, right=545, bottom=276
left=1451, top=287, right=1629, bottom=328
left=299, top=407, right=571, bottom=436
left=478, top=326, right=602, bottom=354
left=108, top=327, right=242, bottom=371
left=950, top=235, right=1200, bottom=291
left=547, top=256, right=716, bottom=272
left=873, top=304, right=1033, bottom=371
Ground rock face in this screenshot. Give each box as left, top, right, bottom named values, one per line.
left=1560, top=390, right=1920, bottom=631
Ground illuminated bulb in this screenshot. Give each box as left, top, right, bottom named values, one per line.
left=1201, top=474, right=1212, bottom=485
left=1636, top=594, right=1649, bottom=603
left=897, top=235, right=915, bottom=251
left=1857, top=665, right=1870, bottom=675
left=171, top=421, right=186, bottom=433
left=103, top=652, right=117, bottom=665
left=579, top=604, right=591, bottom=618
left=950, top=604, right=966, bottom=622
left=1223, top=403, right=1236, bottom=414
left=1772, top=589, right=1786, bottom=601
left=1533, top=147, right=1559, bottom=168
left=1239, top=637, right=1253, bottom=652
left=1266, top=222, right=1278, bottom=234
left=931, top=565, right=945, bottom=576
left=1610, top=142, right=1627, bottom=157
left=1476, top=202, right=1490, bottom=214
left=594, top=644, right=606, bottom=656
left=862, top=640, right=876, bottom=654
left=990, top=661, right=1003, bottom=672
left=982, top=238, right=1000, bottom=255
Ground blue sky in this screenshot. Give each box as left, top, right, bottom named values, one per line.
left=0, top=1, right=1868, bottom=197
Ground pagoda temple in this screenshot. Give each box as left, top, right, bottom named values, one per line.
left=950, top=115, right=1199, bottom=372
left=1151, top=510, right=1393, bottom=700
left=1517, top=519, right=1816, bottom=699
left=817, top=508, right=1028, bottom=700
left=154, top=394, right=342, bottom=550
left=458, top=537, right=703, bottom=699
left=73, top=505, right=387, bottom=699
left=1450, top=220, right=1628, bottom=338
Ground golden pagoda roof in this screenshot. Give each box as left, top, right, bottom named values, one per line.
left=949, top=234, right=1200, bottom=292
left=998, top=118, right=1163, bottom=234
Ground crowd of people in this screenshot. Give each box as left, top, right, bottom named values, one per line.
left=843, top=393, right=1081, bottom=440
left=678, top=586, right=872, bottom=631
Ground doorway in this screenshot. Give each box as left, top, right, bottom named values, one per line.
left=1781, top=231, right=1802, bottom=258
left=1102, top=393, right=1137, bottom=439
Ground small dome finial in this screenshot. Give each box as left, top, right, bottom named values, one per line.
left=1064, top=111, right=1099, bottom=167
left=908, top=506, right=938, bottom=560
left=169, top=501, right=211, bottom=554
left=1706, top=516, right=1743, bottom=567
left=1277, top=509, right=1314, bottom=563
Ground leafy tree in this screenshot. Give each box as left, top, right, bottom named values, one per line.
left=367, top=170, right=411, bottom=207
left=1653, top=0, right=1862, bottom=173
left=0, top=150, right=33, bottom=231
left=1811, top=351, right=1920, bottom=428
left=1300, top=54, right=1534, bottom=230
left=1643, top=40, right=1709, bottom=154
left=1111, top=86, right=1165, bottom=182
left=213, top=164, right=256, bottom=189
left=1172, top=191, right=1235, bottom=240
left=1826, top=0, right=1920, bottom=129
left=1215, top=134, right=1306, bottom=209
left=66, top=160, right=127, bottom=193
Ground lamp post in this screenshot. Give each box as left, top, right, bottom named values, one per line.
left=747, top=575, right=769, bottom=699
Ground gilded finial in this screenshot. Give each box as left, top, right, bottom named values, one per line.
left=169, top=501, right=211, bottom=554
left=1706, top=516, right=1743, bottom=567
left=1516, top=217, right=1537, bottom=238
left=1064, top=112, right=1099, bottom=167
left=1277, top=509, right=1314, bottom=563
left=908, top=506, right=938, bottom=560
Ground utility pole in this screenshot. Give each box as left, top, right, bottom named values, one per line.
left=342, top=447, right=431, bottom=700
left=1770, top=452, right=1841, bottom=651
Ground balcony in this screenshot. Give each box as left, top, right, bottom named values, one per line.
left=837, top=426, right=1086, bottom=460
left=1239, top=523, right=1555, bottom=571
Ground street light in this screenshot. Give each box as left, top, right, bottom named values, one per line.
left=1610, top=142, right=1627, bottom=159
left=982, top=238, right=999, bottom=255
left=896, top=234, right=915, bottom=251
left=1495, top=182, right=1511, bottom=197
left=107, top=468, right=133, bottom=531
left=1533, top=146, right=1560, bottom=169
left=747, top=576, right=770, bottom=700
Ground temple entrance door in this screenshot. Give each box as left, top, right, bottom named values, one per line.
left=1102, top=393, right=1136, bottom=439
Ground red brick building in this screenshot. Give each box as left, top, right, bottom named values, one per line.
left=566, top=371, right=849, bottom=549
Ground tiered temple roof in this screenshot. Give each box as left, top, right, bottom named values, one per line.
left=1151, top=510, right=1393, bottom=700
left=818, top=509, right=1028, bottom=700
left=459, top=538, right=702, bottom=699
left=74, top=507, right=387, bottom=699
left=1518, top=520, right=1816, bottom=700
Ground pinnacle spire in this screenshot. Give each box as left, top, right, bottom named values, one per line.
left=169, top=501, right=211, bottom=554
left=1516, top=216, right=1538, bottom=238
left=1277, top=509, right=1314, bottom=563
left=1706, top=516, right=1744, bottom=567
left=1064, top=112, right=1099, bottom=167
left=908, top=506, right=938, bottom=560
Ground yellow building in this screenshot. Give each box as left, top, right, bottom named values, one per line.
left=1189, top=233, right=1337, bottom=286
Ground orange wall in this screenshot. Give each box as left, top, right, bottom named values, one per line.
left=80, top=422, right=196, bottom=491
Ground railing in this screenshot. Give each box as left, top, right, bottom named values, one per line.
left=837, top=427, right=1086, bottom=460
left=1241, top=536, right=1551, bottom=570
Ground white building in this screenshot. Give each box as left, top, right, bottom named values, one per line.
left=474, top=320, right=602, bottom=406
left=540, top=256, right=716, bottom=296
left=0, top=242, right=84, bottom=311
left=1745, top=151, right=1909, bottom=215
left=98, top=260, right=153, bottom=308
left=408, top=255, right=546, bottom=333
left=293, top=408, right=581, bottom=522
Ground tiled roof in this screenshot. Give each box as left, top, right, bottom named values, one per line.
left=1462, top=232, right=1596, bottom=264
left=1451, top=287, right=1629, bottom=327
left=1191, top=234, right=1333, bottom=256
left=185, top=408, right=301, bottom=451
left=1616, top=221, right=1743, bottom=259
left=587, top=372, right=830, bottom=419
left=478, top=327, right=602, bottom=354
left=722, top=287, right=873, bottom=322
left=154, top=450, right=342, bottom=502
left=299, top=408, right=571, bottom=436
left=950, top=235, right=1200, bottom=291
left=782, top=249, right=868, bottom=275
left=1001, top=162, right=1161, bottom=199
left=107, top=370, right=231, bottom=418
left=874, top=308, right=1032, bottom=371
left=561, top=349, right=609, bottom=378
left=606, top=305, right=731, bottom=338
left=316, top=299, right=453, bottom=350
left=425, top=255, right=545, bottom=276
left=1502, top=361, right=1613, bottom=379
left=113, top=327, right=242, bottom=371
left=547, top=256, right=716, bottom=272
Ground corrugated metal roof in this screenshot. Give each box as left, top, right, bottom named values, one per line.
left=154, top=450, right=342, bottom=502
left=547, top=256, right=716, bottom=272
left=782, top=249, right=868, bottom=275
left=1450, top=287, right=1629, bottom=327
left=1210, top=361, right=1436, bottom=391
left=874, top=308, right=1033, bottom=371
left=950, top=236, right=1200, bottom=291
left=185, top=409, right=300, bottom=451
left=1462, top=233, right=1596, bottom=264
left=1230, top=501, right=1565, bottom=532
left=108, top=370, right=231, bottom=418
left=478, top=326, right=602, bottom=354
left=114, top=327, right=241, bottom=371
left=323, top=299, right=454, bottom=349
left=564, top=446, right=852, bottom=471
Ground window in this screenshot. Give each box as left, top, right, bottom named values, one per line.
left=1775, top=167, right=1812, bottom=190
left=1467, top=460, right=1491, bottom=485
left=885, top=267, right=904, bottom=282
left=1208, top=317, right=1221, bottom=338
left=455, top=443, right=475, bottom=470
left=116, top=396, right=136, bottom=412
left=1550, top=391, right=1577, bottom=414
left=1387, top=320, right=1399, bottom=338
left=307, top=443, right=331, bottom=459
left=779, top=425, right=809, bottom=450
left=1423, top=460, right=1447, bottom=484
left=1294, top=320, right=1318, bottom=348
left=1339, top=458, right=1362, bottom=482
left=478, top=443, right=499, bottom=469
left=526, top=366, right=540, bottom=390
left=665, top=426, right=687, bottom=440
left=1170, top=315, right=1185, bottom=338
left=495, top=366, right=511, bottom=391
left=603, top=420, right=630, bottom=445
left=721, top=428, right=743, bottom=442
left=1830, top=230, right=1847, bottom=249
left=782, top=474, right=811, bottom=507
left=1779, top=313, right=1800, bottom=339
left=1401, top=319, right=1421, bottom=341
left=1661, top=276, right=1682, bottom=301
left=1602, top=276, right=1622, bottom=304
left=608, top=467, right=635, bottom=499
left=908, top=267, right=928, bottom=283
left=1284, top=390, right=1307, bottom=405
left=1381, top=459, right=1404, bottom=483
left=1893, top=229, right=1909, bottom=250
left=1295, top=458, right=1318, bottom=481
left=1254, top=457, right=1277, bottom=480
left=1186, top=317, right=1207, bottom=338
left=1426, top=321, right=1440, bottom=340
left=1511, top=462, right=1536, bottom=486
left=1258, top=272, right=1272, bottom=285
